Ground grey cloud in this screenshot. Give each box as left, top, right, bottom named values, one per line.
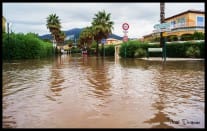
left=3, top=2, right=204, bottom=38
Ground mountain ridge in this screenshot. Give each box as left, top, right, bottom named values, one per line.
left=39, top=28, right=123, bottom=40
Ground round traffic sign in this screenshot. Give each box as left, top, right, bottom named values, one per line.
left=122, top=23, right=129, bottom=30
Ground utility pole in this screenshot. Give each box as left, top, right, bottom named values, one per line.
left=160, top=2, right=166, bottom=62
left=160, top=3, right=165, bottom=47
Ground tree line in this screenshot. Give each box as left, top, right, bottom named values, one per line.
left=46, top=10, right=114, bottom=56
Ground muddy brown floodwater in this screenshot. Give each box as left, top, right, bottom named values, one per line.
left=2, top=55, right=205, bottom=128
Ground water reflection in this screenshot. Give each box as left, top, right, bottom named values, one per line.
left=144, top=71, right=174, bottom=128
left=87, top=58, right=111, bottom=93
left=84, top=57, right=112, bottom=111
left=46, top=55, right=68, bottom=102
left=2, top=56, right=204, bottom=128
left=144, top=60, right=204, bottom=128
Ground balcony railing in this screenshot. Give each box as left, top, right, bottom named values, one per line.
left=170, top=22, right=204, bottom=30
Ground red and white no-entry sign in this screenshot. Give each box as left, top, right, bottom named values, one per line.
left=122, top=23, right=129, bottom=30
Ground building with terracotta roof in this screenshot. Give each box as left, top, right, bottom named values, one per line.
left=143, top=10, right=205, bottom=42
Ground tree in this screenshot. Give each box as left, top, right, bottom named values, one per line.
left=56, top=30, right=66, bottom=45
left=91, top=10, right=114, bottom=56
left=193, top=31, right=204, bottom=40
left=79, top=26, right=94, bottom=48
left=46, top=14, right=61, bottom=45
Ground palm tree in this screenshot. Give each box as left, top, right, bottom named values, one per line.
left=91, top=10, right=114, bottom=56
left=46, top=13, right=61, bottom=45
left=56, top=30, right=66, bottom=46
left=79, top=26, right=94, bottom=48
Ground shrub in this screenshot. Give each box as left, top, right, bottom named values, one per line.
left=193, top=31, right=204, bottom=40
left=134, top=48, right=147, bottom=58
left=166, top=42, right=204, bottom=58
left=71, top=47, right=81, bottom=53
left=168, top=35, right=178, bottom=41
left=119, top=41, right=159, bottom=58
left=100, top=44, right=115, bottom=56
left=118, top=40, right=204, bottom=58
left=180, top=34, right=193, bottom=41
left=185, top=46, right=200, bottom=58
left=3, top=32, right=53, bottom=60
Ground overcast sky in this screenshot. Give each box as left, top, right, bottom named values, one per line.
left=3, top=2, right=204, bottom=38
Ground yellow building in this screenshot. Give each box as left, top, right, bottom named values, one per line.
left=143, top=10, right=205, bottom=42
left=106, top=38, right=122, bottom=45
left=2, top=16, right=6, bottom=32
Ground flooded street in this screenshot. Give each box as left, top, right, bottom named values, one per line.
left=2, top=55, right=205, bottom=128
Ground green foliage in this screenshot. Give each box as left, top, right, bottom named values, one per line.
left=134, top=48, right=147, bottom=58
left=90, top=40, right=97, bottom=48
left=185, top=46, right=200, bottom=58
left=105, top=44, right=115, bottom=56
left=167, top=35, right=178, bottom=42
left=119, top=40, right=154, bottom=58
left=166, top=42, right=204, bottom=58
left=88, top=48, right=96, bottom=56
left=3, top=32, right=53, bottom=60
left=118, top=40, right=204, bottom=58
left=151, top=37, right=160, bottom=42
left=91, top=10, right=114, bottom=56
left=71, top=47, right=81, bottom=53
left=180, top=34, right=193, bottom=41
left=193, top=31, right=204, bottom=40
left=100, top=44, right=115, bottom=56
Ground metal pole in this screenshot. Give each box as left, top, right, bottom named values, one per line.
left=160, top=3, right=165, bottom=47
left=164, top=37, right=166, bottom=62
left=104, top=44, right=105, bottom=57
left=125, top=45, right=126, bottom=58
left=102, top=43, right=104, bottom=57
left=160, top=2, right=165, bottom=61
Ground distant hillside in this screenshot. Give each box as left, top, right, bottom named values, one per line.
left=39, top=28, right=123, bottom=40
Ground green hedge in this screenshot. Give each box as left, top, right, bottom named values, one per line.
left=119, top=41, right=160, bottom=58
left=71, top=47, right=81, bottom=53
left=166, top=42, right=204, bottom=58
left=119, top=40, right=204, bottom=58
left=2, top=32, right=53, bottom=60
left=99, top=44, right=115, bottom=56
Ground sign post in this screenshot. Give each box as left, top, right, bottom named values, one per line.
left=153, top=22, right=170, bottom=62
left=122, top=23, right=129, bottom=58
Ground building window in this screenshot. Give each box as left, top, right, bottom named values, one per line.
left=197, top=16, right=204, bottom=26
left=171, top=21, right=176, bottom=28
left=177, top=17, right=186, bottom=27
